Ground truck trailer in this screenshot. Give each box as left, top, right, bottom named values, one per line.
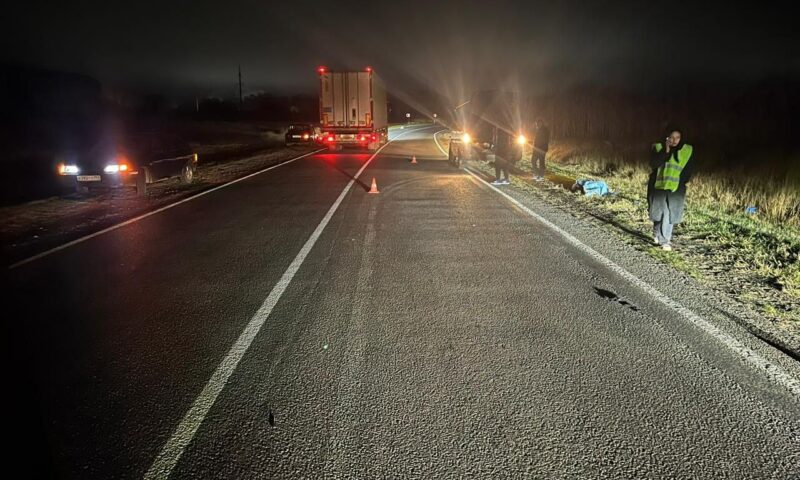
left=318, top=67, right=388, bottom=151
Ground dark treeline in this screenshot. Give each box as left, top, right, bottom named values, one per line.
left=527, top=80, right=800, bottom=173
left=455, top=79, right=799, bottom=175
left=3, top=65, right=798, bottom=178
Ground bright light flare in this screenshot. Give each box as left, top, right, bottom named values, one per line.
left=462, top=133, right=471, bottom=143
left=58, top=164, right=79, bottom=175
left=516, top=134, right=527, bottom=145
left=104, top=161, right=130, bottom=173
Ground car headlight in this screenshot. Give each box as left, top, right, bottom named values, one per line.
left=104, top=163, right=129, bottom=173
left=58, top=164, right=79, bottom=175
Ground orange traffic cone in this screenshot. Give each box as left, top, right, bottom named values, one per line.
left=368, top=177, right=380, bottom=194
left=411, top=155, right=417, bottom=164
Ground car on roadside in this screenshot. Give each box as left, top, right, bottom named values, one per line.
left=57, top=133, right=198, bottom=196
left=447, top=130, right=475, bottom=168
left=284, top=124, right=320, bottom=145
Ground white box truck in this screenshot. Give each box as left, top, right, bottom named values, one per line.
left=318, top=67, right=388, bottom=151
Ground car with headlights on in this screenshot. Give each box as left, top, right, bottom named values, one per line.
left=284, top=124, right=320, bottom=145
left=447, top=130, right=474, bottom=168
left=58, top=133, right=198, bottom=196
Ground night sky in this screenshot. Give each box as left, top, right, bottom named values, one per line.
left=3, top=0, right=798, bottom=101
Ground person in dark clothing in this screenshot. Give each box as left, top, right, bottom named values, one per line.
left=647, top=125, right=694, bottom=251
left=491, top=127, right=517, bottom=185
left=531, top=118, right=550, bottom=180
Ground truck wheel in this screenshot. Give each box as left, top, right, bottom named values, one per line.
left=136, top=168, right=151, bottom=196
left=180, top=163, right=194, bottom=184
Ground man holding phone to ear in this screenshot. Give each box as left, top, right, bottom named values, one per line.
left=648, top=125, right=694, bottom=251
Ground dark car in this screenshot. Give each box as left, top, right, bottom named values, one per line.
left=284, top=124, right=320, bottom=145
left=58, top=133, right=198, bottom=196
left=447, top=130, right=475, bottom=168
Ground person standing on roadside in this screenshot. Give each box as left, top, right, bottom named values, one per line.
left=491, top=127, right=514, bottom=185
left=648, top=125, right=694, bottom=251
left=531, top=118, right=550, bottom=181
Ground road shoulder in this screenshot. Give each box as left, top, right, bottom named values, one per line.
left=456, top=157, right=800, bottom=393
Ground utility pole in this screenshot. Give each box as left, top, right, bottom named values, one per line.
left=238, top=65, right=243, bottom=110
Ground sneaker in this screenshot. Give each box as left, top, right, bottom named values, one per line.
left=491, top=179, right=503, bottom=186
left=661, top=244, right=672, bottom=251
left=502, top=179, right=511, bottom=185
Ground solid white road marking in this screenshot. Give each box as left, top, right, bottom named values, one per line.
left=144, top=127, right=421, bottom=480
left=9, top=149, right=325, bottom=270
left=464, top=168, right=800, bottom=398
left=432, top=129, right=449, bottom=157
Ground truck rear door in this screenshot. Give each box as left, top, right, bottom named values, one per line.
left=322, top=72, right=372, bottom=129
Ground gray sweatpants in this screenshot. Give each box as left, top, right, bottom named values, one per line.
left=653, top=213, right=673, bottom=245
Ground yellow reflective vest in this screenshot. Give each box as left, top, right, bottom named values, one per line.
left=653, top=143, right=693, bottom=192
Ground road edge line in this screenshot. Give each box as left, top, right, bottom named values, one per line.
left=463, top=167, right=800, bottom=398
left=432, top=129, right=449, bottom=157
left=8, top=149, right=325, bottom=270
left=143, top=127, right=420, bottom=480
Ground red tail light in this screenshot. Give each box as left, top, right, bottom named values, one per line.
left=371, top=134, right=378, bottom=141
left=327, top=135, right=335, bottom=142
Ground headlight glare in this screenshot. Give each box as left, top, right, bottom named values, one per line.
left=59, top=164, right=80, bottom=175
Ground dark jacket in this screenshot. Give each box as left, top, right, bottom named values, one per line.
left=494, top=129, right=520, bottom=164
left=533, top=125, right=550, bottom=153
left=647, top=142, right=695, bottom=223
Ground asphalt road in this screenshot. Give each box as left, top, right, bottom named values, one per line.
left=4, top=125, right=799, bottom=479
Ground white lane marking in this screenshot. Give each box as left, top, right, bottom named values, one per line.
left=464, top=168, right=800, bottom=398
left=144, top=127, right=420, bottom=480
left=9, top=149, right=325, bottom=270
left=432, top=129, right=449, bottom=157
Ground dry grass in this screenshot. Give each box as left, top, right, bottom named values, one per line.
left=544, top=141, right=800, bottom=228
left=535, top=140, right=800, bottom=311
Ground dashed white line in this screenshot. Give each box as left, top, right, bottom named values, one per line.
left=144, top=127, right=420, bottom=480
left=464, top=167, right=800, bottom=398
